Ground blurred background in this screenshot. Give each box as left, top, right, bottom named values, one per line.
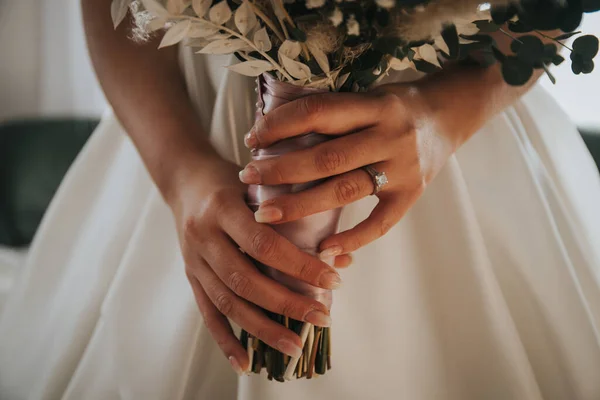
left=0, top=3, right=599, bottom=305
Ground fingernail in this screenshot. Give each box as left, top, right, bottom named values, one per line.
left=305, top=310, right=332, bottom=327
left=244, top=131, right=258, bottom=149
left=229, top=355, right=244, bottom=376
left=319, top=245, right=343, bottom=261
left=277, top=338, right=303, bottom=358
left=238, top=165, right=260, bottom=184
left=254, top=205, right=283, bottom=223
left=319, top=270, right=343, bottom=289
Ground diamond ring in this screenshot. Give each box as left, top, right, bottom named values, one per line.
left=362, top=165, right=388, bottom=195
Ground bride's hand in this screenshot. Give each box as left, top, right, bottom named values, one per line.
left=169, top=156, right=346, bottom=373
left=238, top=82, right=462, bottom=259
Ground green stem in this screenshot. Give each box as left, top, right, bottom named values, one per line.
left=535, top=30, right=574, bottom=51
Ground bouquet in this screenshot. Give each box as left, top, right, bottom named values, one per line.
left=112, top=0, right=599, bottom=380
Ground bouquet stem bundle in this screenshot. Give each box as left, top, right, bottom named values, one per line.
left=242, top=73, right=342, bottom=380
left=241, top=318, right=331, bottom=380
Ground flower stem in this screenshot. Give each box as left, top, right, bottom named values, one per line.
left=535, top=30, right=574, bottom=51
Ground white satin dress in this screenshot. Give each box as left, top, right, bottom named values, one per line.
left=1, top=47, right=600, bottom=400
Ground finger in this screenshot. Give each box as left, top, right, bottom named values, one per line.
left=187, top=271, right=249, bottom=375
left=202, top=232, right=332, bottom=327
left=220, top=196, right=343, bottom=290
left=253, top=167, right=375, bottom=224
left=334, top=253, right=353, bottom=268
left=246, top=92, right=392, bottom=149
left=241, top=127, right=398, bottom=185
left=319, top=192, right=416, bottom=255
left=194, top=259, right=304, bottom=358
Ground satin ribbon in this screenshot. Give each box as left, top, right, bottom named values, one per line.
left=246, top=73, right=343, bottom=310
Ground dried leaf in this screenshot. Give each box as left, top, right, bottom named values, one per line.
left=433, top=35, right=450, bottom=55
left=198, top=38, right=250, bottom=54
left=111, top=0, right=131, bottom=28
left=227, top=60, right=275, bottom=76
left=280, top=54, right=311, bottom=80
left=192, top=0, right=212, bottom=16
left=167, top=0, right=190, bottom=14
left=307, top=43, right=329, bottom=74
left=269, top=0, right=287, bottom=21
left=335, top=72, right=350, bottom=89
left=141, top=0, right=170, bottom=18
left=209, top=1, right=232, bottom=25
left=234, top=1, right=257, bottom=36
left=278, top=40, right=302, bottom=62
left=159, top=20, right=191, bottom=48
left=414, top=44, right=441, bottom=67
left=389, top=57, right=415, bottom=71
left=148, top=17, right=168, bottom=31
left=188, top=20, right=219, bottom=37
left=253, top=27, right=272, bottom=52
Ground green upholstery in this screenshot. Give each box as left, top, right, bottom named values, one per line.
left=0, top=119, right=98, bottom=247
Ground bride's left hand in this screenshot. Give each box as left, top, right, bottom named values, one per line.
left=238, top=82, right=460, bottom=259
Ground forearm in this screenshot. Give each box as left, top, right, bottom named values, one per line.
left=82, top=0, right=223, bottom=204
left=403, top=27, right=562, bottom=150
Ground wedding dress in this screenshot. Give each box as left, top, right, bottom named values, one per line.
left=1, top=46, right=600, bottom=400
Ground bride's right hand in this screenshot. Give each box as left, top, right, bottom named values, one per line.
left=168, top=154, right=344, bottom=374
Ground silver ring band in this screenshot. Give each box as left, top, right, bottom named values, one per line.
left=362, top=165, right=388, bottom=195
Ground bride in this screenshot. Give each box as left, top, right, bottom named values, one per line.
left=1, top=0, right=600, bottom=398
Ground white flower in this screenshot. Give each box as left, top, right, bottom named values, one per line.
left=346, top=14, right=359, bottom=36
left=375, top=0, right=395, bottom=9
left=306, top=0, right=326, bottom=9
left=329, top=7, right=343, bottom=27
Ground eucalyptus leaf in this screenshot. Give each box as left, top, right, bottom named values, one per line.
left=159, top=20, right=191, bottom=48
left=227, top=60, right=275, bottom=76
left=192, top=0, right=212, bottom=17
left=280, top=54, right=311, bottom=80
left=209, top=1, right=232, bottom=25
left=111, top=0, right=130, bottom=28
left=234, top=1, right=257, bottom=36
left=141, top=0, right=170, bottom=18
left=502, top=56, right=533, bottom=86
left=573, top=35, right=599, bottom=59
left=198, top=38, right=250, bottom=54
left=188, top=21, right=219, bottom=37
left=253, top=27, right=272, bottom=52
left=278, top=40, right=302, bottom=61
left=167, top=0, right=189, bottom=14
left=440, top=24, right=459, bottom=58
left=307, top=43, right=330, bottom=74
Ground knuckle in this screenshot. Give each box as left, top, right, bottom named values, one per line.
left=255, top=115, right=273, bottom=141
left=227, top=271, right=254, bottom=299
left=213, top=292, right=235, bottom=316
left=267, top=162, right=286, bottom=185
left=278, top=299, right=300, bottom=318
left=249, top=229, right=279, bottom=260
left=183, top=216, right=198, bottom=239
left=334, top=178, right=362, bottom=204
left=204, top=189, right=231, bottom=214
left=314, top=147, right=347, bottom=174
left=254, top=327, right=269, bottom=343
left=299, top=95, right=325, bottom=117
left=296, top=259, right=317, bottom=281
left=288, top=198, right=308, bottom=219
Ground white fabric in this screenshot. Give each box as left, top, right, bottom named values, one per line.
left=1, top=48, right=600, bottom=400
